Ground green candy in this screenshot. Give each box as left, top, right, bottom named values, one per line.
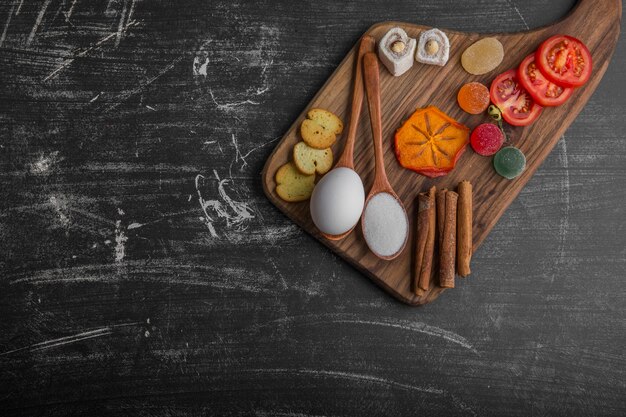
left=494, top=146, right=526, bottom=179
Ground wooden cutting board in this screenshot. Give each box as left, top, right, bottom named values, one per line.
left=261, top=0, right=621, bottom=305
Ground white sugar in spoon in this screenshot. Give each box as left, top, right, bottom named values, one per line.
left=361, top=52, right=409, bottom=260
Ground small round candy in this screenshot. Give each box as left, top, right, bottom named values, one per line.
left=470, top=123, right=504, bottom=156
left=493, top=147, right=526, bottom=179
left=457, top=82, right=490, bottom=114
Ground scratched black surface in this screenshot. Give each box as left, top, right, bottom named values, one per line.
left=0, top=0, right=625, bottom=415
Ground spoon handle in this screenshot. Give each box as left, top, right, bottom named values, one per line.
left=336, top=36, right=376, bottom=169
left=363, top=52, right=390, bottom=191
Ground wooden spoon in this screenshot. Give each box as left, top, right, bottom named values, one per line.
left=361, top=52, right=409, bottom=260
left=320, top=35, right=376, bottom=241
left=333, top=35, right=375, bottom=171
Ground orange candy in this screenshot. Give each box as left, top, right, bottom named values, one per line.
left=457, top=82, right=490, bottom=114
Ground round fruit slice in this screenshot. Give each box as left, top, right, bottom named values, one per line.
left=490, top=69, right=543, bottom=127
left=394, top=106, right=470, bottom=178
left=518, top=53, right=573, bottom=107
left=536, top=35, right=592, bottom=88
left=470, top=123, right=504, bottom=156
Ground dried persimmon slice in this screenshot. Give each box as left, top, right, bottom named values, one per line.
left=394, top=106, right=470, bottom=177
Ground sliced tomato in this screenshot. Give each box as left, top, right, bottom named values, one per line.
left=490, top=69, right=543, bottom=127
left=535, top=35, right=592, bottom=88
left=518, top=54, right=573, bottom=107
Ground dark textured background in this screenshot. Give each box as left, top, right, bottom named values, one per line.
left=0, top=0, right=624, bottom=415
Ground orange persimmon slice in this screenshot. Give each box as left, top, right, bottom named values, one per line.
left=394, top=106, right=470, bottom=177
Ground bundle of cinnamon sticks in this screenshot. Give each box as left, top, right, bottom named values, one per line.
left=414, top=180, right=472, bottom=296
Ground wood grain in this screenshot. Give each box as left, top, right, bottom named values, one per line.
left=361, top=51, right=409, bottom=260
left=1, top=0, right=625, bottom=415
left=262, top=0, right=621, bottom=305
left=319, top=36, right=374, bottom=241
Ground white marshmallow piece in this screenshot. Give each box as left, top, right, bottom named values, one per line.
left=416, top=28, right=450, bottom=66
left=378, top=27, right=417, bottom=77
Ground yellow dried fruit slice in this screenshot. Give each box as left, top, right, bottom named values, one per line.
left=461, top=37, right=504, bottom=75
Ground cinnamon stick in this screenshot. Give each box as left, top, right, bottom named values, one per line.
left=419, top=186, right=437, bottom=293
left=436, top=188, right=447, bottom=249
left=457, top=180, right=473, bottom=277
left=414, top=186, right=436, bottom=296
left=413, top=193, right=429, bottom=296
left=439, top=191, right=458, bottom=288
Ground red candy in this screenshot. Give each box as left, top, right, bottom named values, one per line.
left=470, top=123, right=504, bottom=156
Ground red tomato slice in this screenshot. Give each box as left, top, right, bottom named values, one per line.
left=490, top=69, right=543, bottom=127
left=518, top=54, right=573, bottom=107
left=535, top=35, right=592, bottom=88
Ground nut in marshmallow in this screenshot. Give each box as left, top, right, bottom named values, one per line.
left=378, top=27, right=417, bottom=77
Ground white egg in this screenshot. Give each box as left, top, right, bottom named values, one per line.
left=310, top=167, right=365, bottom=236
